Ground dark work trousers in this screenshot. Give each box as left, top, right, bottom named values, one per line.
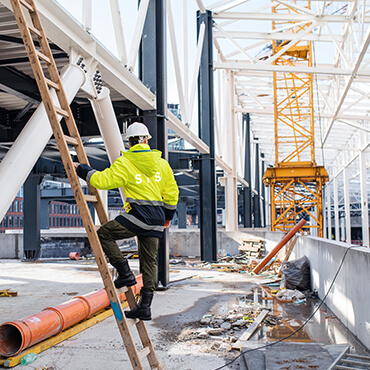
left=97, top=219, right=159, bottom=292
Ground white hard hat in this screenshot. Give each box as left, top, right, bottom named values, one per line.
left=126, top=122, right=152, bottom=139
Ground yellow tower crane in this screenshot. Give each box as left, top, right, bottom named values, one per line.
left=263, top=1, right=329, bottom=237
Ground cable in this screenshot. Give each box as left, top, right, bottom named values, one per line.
left=214, top=245, right=356, bottom=370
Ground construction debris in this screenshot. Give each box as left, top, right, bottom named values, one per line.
left=239, top=238, right=264, bottom=258
left=232, top=309, right=269, bottom=350
left=0, top=289, right=18, bottom=297
left=195, top=234, right=301, bottom=280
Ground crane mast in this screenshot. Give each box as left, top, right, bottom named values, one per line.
left=263, top=1, right=329, bottom=236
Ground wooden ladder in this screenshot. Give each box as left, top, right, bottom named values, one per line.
left=10, top=0, right=165, bottom=368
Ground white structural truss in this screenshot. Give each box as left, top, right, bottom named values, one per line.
left=1, top=0, right=370, bottom=244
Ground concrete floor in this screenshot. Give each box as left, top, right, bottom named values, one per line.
left=0, top=259, right=368, bottom=369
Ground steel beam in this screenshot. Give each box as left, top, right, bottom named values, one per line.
left=198, top=9, right=217, bottom=262
left=359, top=150, right=369, bottom=247
left=243, top=113, right=252, bottom=228
left=213, top=12, right=366, bottom=23
left=23, top=174, right=42, bottom=260
left=177, top=199, right=187, bottom=229
left=343, top=166, right=351, bottom=245
left=322, top=25, right=370, bottom=145
left=327, top=183, right=332, bottom=240
left=225, top=70, right=238, bottom=231
left=213, top=61, right=370, bottom=77
left=140, top=0, right=170, bottom=287
left=334, top=176, right=340, bottom=241
left=253, top=142, right=261, bottom=227
left=1, top=0, right=156, bottom=110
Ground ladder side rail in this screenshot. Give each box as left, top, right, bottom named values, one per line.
left=24, top=0, right=108, bottom=225
left=10, top=1, right=146, bottom=368
left=126, top=288, right=160, bottom=366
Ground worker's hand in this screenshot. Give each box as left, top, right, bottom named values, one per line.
left=164, top=220, right=171, bottom=229
left=75, top=163, right=93, bottom=181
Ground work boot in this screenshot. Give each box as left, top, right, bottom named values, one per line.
left=125, top=290, right=153, bottom=321
left=112, top=259, right=137, bottom=289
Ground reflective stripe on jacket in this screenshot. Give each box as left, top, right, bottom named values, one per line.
left=88, top=144, right=179, bottom=237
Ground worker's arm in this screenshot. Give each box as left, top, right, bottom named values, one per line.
left=161, top=160, right=179, bottom=223
left=74, top=158, right=127, bottom=190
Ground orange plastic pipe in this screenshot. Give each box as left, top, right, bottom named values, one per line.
left=252, top=219, right=306, bottom=274
left=0, top=275, right=142, bottom=357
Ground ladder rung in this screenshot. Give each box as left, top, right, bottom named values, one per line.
left=20, top=0, right=34, bottom=12
left=64, top=135, right=78, bottom=146
left=347, top=354, right=370, bottom=360
left=126, top=318, right=139, bottom=328
left=84, top=195, right=98, bottom=203
left=116, top=286, right=128, bottom=293
left=28, top=24, right=42, bottom=38
left=45, top=77, right=60, bottom=90
left=342, top=359, right=370, bottom=367
left=35, top=49, right=51, bottom=64
left=342, top=358, right=370, bottom=366
left=54, top=106, right=69, bottom=118
left=138, top=347, right=151, bottom=361
left=336, top=366, right=363, bottom=370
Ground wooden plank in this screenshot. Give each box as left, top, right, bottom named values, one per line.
left=232, top=310, right=269, bottom=350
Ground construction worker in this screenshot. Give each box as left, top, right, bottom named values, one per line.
left=74, top=122, right=179, bottom=320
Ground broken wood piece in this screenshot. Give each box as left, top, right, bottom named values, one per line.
left=0, top=289, right=18, bottom=297
left=253, top=219, right=306, bottom=274
left=232, top=309, right=269, bottom=350
left=211, top=263, right=235, bottom=268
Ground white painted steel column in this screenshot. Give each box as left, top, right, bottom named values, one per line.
left=343, top=166, right=351, bottom=245
left=323, top=187, right=327, bottom=239
left=0, top=64, right=85, bottom=223
left=95, top=190, right=108, bottom=226
left=265, top=185, right=270, bottom=228
left=89, top=87, right=126, bottom=203
left=225, top=71, right=238, bottom=231
left=327, top=183, right=332, bottom=239
left=334, top=176, right=340, bottom=241
left=82, top=0, right=92, bottom=31
left=359, top=150, right=369, bottom=247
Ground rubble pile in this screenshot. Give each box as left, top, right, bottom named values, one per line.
left=176, top=299, right=280, bottom=352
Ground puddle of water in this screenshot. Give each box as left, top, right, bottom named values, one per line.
left=242, top=285, right=369, bottom=354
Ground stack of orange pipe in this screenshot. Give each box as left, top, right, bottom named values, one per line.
left=0, top=275, right=142, bottom=357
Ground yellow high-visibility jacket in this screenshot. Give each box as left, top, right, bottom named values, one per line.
left=87, top=144, right=179, bottom=237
